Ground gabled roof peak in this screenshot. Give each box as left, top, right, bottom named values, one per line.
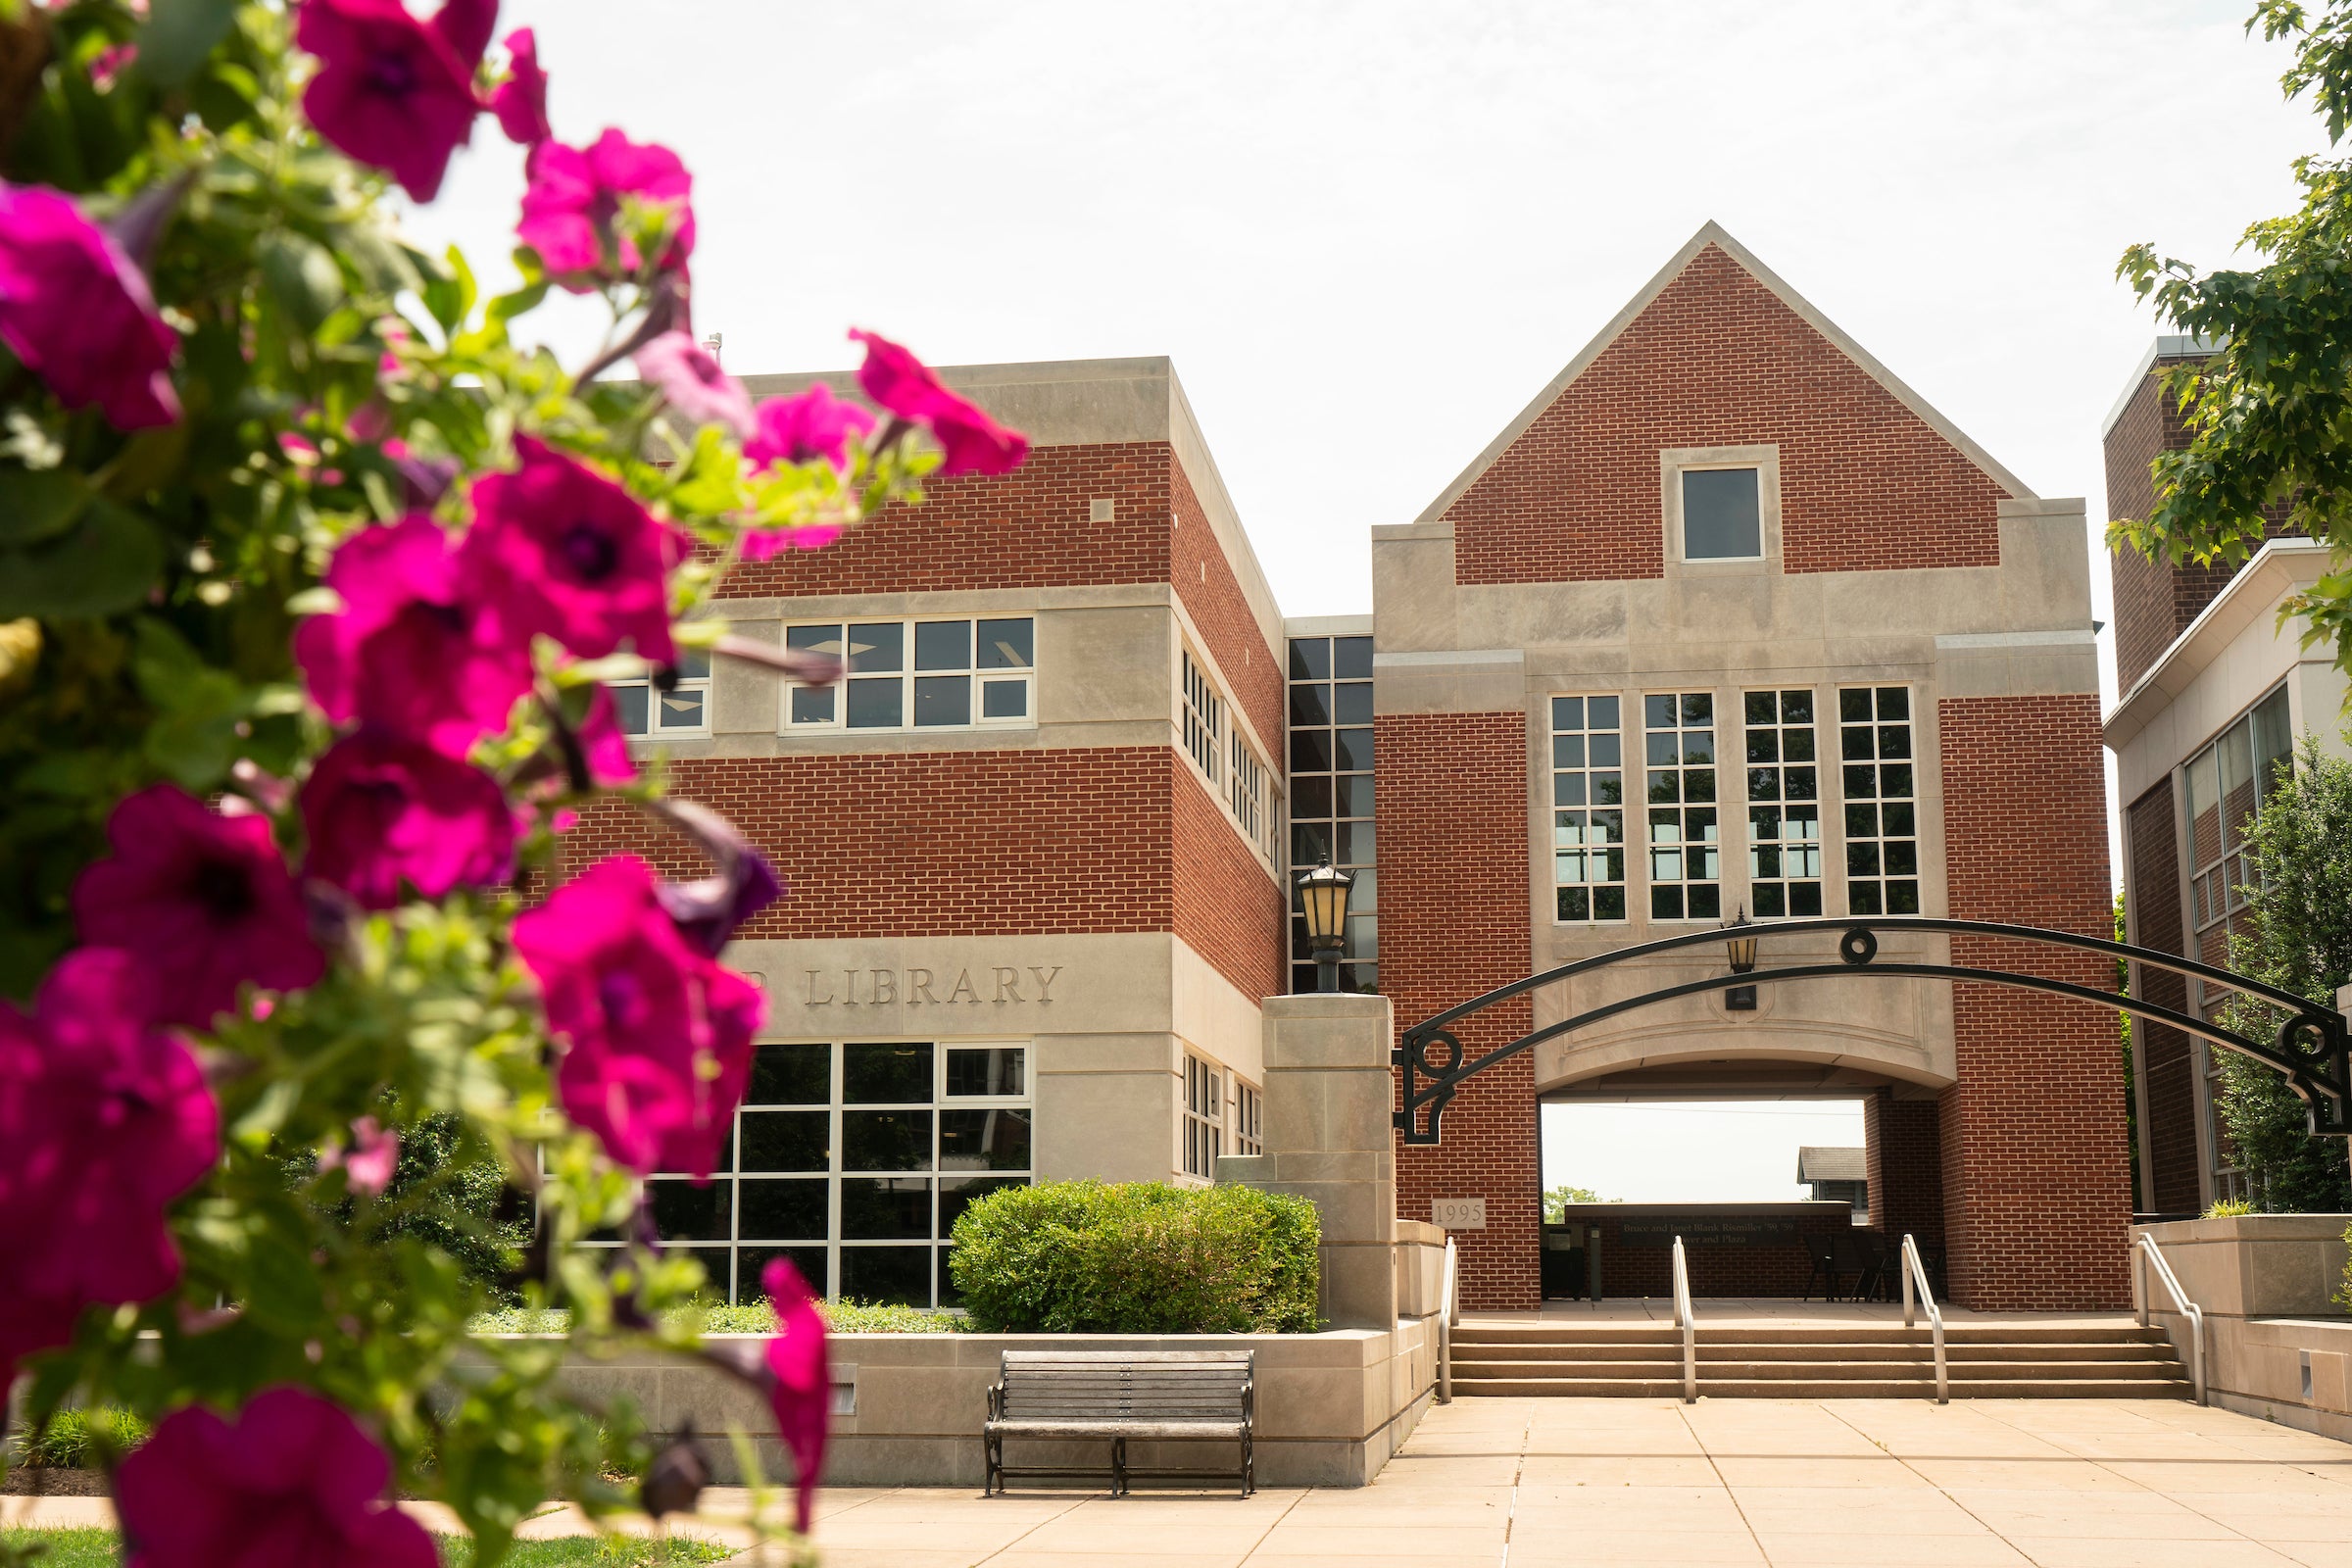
left=1413, top=221, right=2034, bottom=524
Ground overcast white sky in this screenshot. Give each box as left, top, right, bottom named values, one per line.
left=1543, top=1101, right=1867, bottom=1203
left=407, top=1, right=2325, bottom=1200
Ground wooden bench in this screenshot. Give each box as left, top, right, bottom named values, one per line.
left=983, top=1349, right=1254, bottom=1496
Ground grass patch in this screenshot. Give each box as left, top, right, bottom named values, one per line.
left=1, top=1528, right=733, bottom=1567
left=468, top=1300, right=965, bottom=1335
left=5, top=1409, right=149, bottom=1470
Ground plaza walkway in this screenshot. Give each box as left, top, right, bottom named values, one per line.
left=13, top=1393, right=2352, bottom=1564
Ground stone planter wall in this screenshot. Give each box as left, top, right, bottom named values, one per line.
left=2134, top=1215, right=2352, bottom=1441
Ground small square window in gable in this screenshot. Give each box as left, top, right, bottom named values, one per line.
left=1682, top=467, right=1761, bottom=560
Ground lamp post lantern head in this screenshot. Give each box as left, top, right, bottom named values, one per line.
left=1722, top=905, right=1759, bottom=1010
left=1296, top=856, right=1355, bottom=993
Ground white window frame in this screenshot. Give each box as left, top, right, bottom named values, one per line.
left=1550, top=693, right=1630, bottom=925
left=1182, top=1054, right=1226, bottom=1180
left=1742, top=688, right=1825, bottom=918
left=1676, top=465, right=1766, bottom=563
left=1233, top=1077, right=1263, bottom=1157
left=1642, top=690, right=1723, bottom=923
left=778, top=616, right=1036, bottom=736
left=1182, top=647, right=1223, bottom=784
left=1837, top=684, right=1921, bottom=916
left=1181, top=643, right=1280, bottom=866
left=610, top=648, right=713, bottom=740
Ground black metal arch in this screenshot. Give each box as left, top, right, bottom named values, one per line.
left=1395, top=916, right=2350, bottom=1146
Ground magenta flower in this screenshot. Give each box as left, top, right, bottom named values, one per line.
left=490, top=26, right=550, bottom=146
left=636, top=331, right=753, bottom=433
left=762, top=1256, right=830, bottom=1533
left=299, top=731, right=518, bottom=910
left=74, top=786, right=325, bottom=1030
left=747, top=383, right=874, bottom=473
left=0, top=949, right=219, bottom=1389
left=0, top=181, right=178, bottom=429
left=514, top=857, right=760, bottom=1180
left=89, top=42, right=136, bottom=89
left=294, top=514, right=535, bottom=758
left=848, top=329, right=1029, bottom=477
left=320, top=1116, right=401, bottom=1198
left=516, top=128, right=694, bottom=288
left=578, top=685, right=637, bottom=786
left=295, top=0, right=481, bottom=203
left=427, top=0, right=497, bottom=71
left=117, top=1388, right=436, bottom=1568
left=461, top=436, right=680, bottom=663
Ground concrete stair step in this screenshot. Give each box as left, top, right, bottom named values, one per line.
left=1454, top=1376, right=2195, bottom=1399
left=1454, top=1340, right=2173, bottom=1365
left=1456, top=1358, right=2189, bottom=1384
left=1454, top=1325, right=2166, bottom=1347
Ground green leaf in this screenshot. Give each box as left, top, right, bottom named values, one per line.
left=136, top=0, right=241, bottom=88
left=0, top=464, right=90, bottom=546
left=421, top=244, right=478, bottom=335
left=0, top=500, right=162, bottom=618
left=131, top=616, right=248, bottom=789
left=258, top=230, right=347, bottom=334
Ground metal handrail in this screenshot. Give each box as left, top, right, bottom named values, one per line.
left=2133, top=1232, right=2207, bottom=1405
left=1671, top=1236, right=1696, bottom=1403
left=1899, top=1233, right=1947, bottom=1404
left=1438, top=1237, right=1458, bottom=1404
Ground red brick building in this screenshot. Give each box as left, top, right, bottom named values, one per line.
left=589, top=223, right=2130, bottom=1312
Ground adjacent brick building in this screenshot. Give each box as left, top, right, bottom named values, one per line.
left=591, top=222, right=2138, bottom=1312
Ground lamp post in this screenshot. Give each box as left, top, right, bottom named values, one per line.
left=1722, top=905, right=1758, bottom=1011
left=1297, top=856, right=1356, bottom=994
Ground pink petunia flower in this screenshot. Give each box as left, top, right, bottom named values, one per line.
left=0, top=949, right=220, bottom=1390
left=320, top=1116, right=401, bottom=1198
left=489, top=25, right=550, bottom=146
left=738, top=520, right=846, bottom=560
left=635, top=330, right=753, bottom=433
left=117, top=1388, right=436, bottom=1568
left=299, top=730, right=518, bottom=910
left=846, top=329, right=1027, bottom=477
left=746, top=382, right=874, bottom=474
left=295, top=0, right=482, bottom=204
left=74, top=786, right=326, bottom=1031
left=514, top=857, right=760, bottom=1181
left=516, top=128, right=694, bottom=289
left=427, top=0, right=497, bottom=70
left=578, top=685, right=637, bottom=786
left=761, top=1256, right=830, bottom=1533
left=461, top=436, right=680, bottom=663
left=89, top=42, right=136, bottom=90
left=0, top=181, right=179, bottom=429
left=294, top=514, right=536, bottom=758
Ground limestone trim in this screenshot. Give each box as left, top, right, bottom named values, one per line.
left=1408, top=220, right=2036, bottom=526
left=1660, top=444, right=1783, bottom=575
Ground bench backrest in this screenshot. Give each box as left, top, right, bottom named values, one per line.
left=998, top=1349, right=1252, bottom=1421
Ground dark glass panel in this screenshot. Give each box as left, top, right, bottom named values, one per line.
left=612, top=684, right=650, bottom=735
left=1555, top=772, right=1587, bottom=807
left=1591, top=733, right=1622, bottom=766
left=1682, top=468, right=1761, bottom=559
left=1783, top=691, right=1813, bottom=724
left=1551, top=696, right=1583, bottom=730
left=1558, top=886, right=1589, bottom=921
left=977, top=617, right=1035, bottom=669
left=847, top=622, right=903, bottom=672
left=1879, top=725, right=1911, bottom=760
left=981, top=679, right=1027, bottom=719
left=1790, top=883, right=1823, bottom=916
left=1335, top=822, right=1375, bottom=864
left=846, top=678, right=902, bottom=728
left=751, top=1043, right=830, bottom=1105
left=1847, top=843, right=1882, bottom=877
left=1877, top=687, right=1909, bottom=720
left=1850, top=883, right=1884, bottom=915
left=1786, top=766, right=1817, bottom=801
left=1349, top=867, right=1378, bottom=910
left=1839, top=688, right=1872, bottom=723
left=1644, top=695, right=1676, bottom=729
left=940, top=1176, right=1028, bottom=1238
left=913, top=619, right=971, bottom=670
left=1681, top=732, right=1715, bottom=763
left=1746, top=730, right=1779, bottom=764
left=1292, top=775, right=1334, bottom=818
left=1689, top=886, right=1720, bottom=919
left=1887, top=881, right=1922, bottom=915
left=1590, top=696, right=1620, bottom=729
left=1293, top=821, right=1333, bottom=865
left=787, top=623, right=845, bottom=658
left=1685, top=770, right=1715, bottom=803
left=1290, top=683, right=1333, bottom=726
left=1883, top=802, right=1916, bottom=836
left=941, top=1107, right=1032, bottom=1171
left=1681, top=693, right=1712, bottom=724
left=843, top=1109, right=932, bottom=1171
left=1845, top=804, right=1879, bottom=838
left=840, top=1245, right=931, bottom=1306
left=1290, top=729, right=1334, bottom=772
left=649, top=1179, right=730, bottom=1243
left=1333, top=682, right=1373, bottom=725
left=1335, top=775, right=1375, bottom=816
left=1744, top=691, right=1776, bottom=725
left=738, top=1178, right=827, bottom=1240
left=1881, top=764, right=1915, bottom=799
left=913, top=675, right=971, bottom=727
left=1646, top=732, right=1680, bottom=766
left=1334, top=728, right=1374, bottom=770
left=790, top=685, right=835, bottom=724
left=842, top=1177, right=931, bottom=1239
left=1334, top=637, right=1373, bottom=678
left=1886, top=841, right=1919, bottom=877
left=1841, top=725, right=1874, bottom=760
left=845, top=1043, right=933, bottom=1104
left=1595, top=886, right=1627, bottom=920
left=1289, top=638, right=1330, bottom=679
left=1651, top=886, right=1684, bottom=920
left=1555, top=734, right=1586, bottom=768
left=740, top=1111, right=827, bottom=1172
left=1753, top=884, right=1786, bottom=917
left=1843, top=764, right=1876, bottom=800
left=945, top=1047, right=1025, bottom=1098
left=1784, top=729, right=1815, bottom=762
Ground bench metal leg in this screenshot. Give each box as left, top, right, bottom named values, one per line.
left=983, top=1430, right=1002, bottom=1496
left=1111, top=1437, right=1128, bottom=1497
left=1241, top=1429, right=1253, bottom=1498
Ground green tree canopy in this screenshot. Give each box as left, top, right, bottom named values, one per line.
left=2115, top=2, right=2352, bottom=670
left=2217, top=736, right=2352, bottom=1210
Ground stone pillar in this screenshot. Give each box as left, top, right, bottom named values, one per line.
left=1217, top=993, right=1398, bottom=1329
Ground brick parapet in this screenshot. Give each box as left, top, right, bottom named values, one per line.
left=1445, top=244, right=2010, bottom=585
left=1379, top=710, right=1538, bottom=1310
left=1936, top=694, right=2132, bottom=1310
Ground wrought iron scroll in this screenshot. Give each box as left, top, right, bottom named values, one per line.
left=1394, top=916, right=2351, bottom=1146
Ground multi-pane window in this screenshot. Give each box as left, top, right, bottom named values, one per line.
left=782, top=617, right=1034, bottom=732
left=1182, top=1054, right=1225, bottom=1179
left=1743, top=690, right=1822, bottom=918
left=1288, top=634, right=1376, bottom=993
left=624, top=1040, right=1033, bottom=1307
left=1643, top=693, right=1720, bottom=920
left=611, top=648, right=712, bottom=738
left=1233, top=1080, right=1263, bottom=1157
left=1229, top=732, right=1273, bottom=860
left=1550, top=695, right=1628, bottom=923
left=1681, top=467, right=1762, bottom=561
left=1839, top=687, right=1919, bottom=915
left=2184, top=683, right=2292, bottom=963
left=1182, top=650, right=1222, bottom=782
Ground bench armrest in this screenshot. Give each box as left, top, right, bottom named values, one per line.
left=987, top=1381, right=1004, bottom=1420
left=1242, top=1377, right=1254, bottom=1424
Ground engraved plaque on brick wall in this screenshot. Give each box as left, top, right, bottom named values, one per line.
left=1432, top=1198, right=1488, bottom=1230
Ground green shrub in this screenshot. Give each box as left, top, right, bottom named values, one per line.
left=2206, top=1197, right=2258, bottom=1218
left=6, top=1407, right=150, bottom=1469
left=466, top=1300, right=966, bottom=1336
left=948, top=1181, right=1320, bottom=1334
